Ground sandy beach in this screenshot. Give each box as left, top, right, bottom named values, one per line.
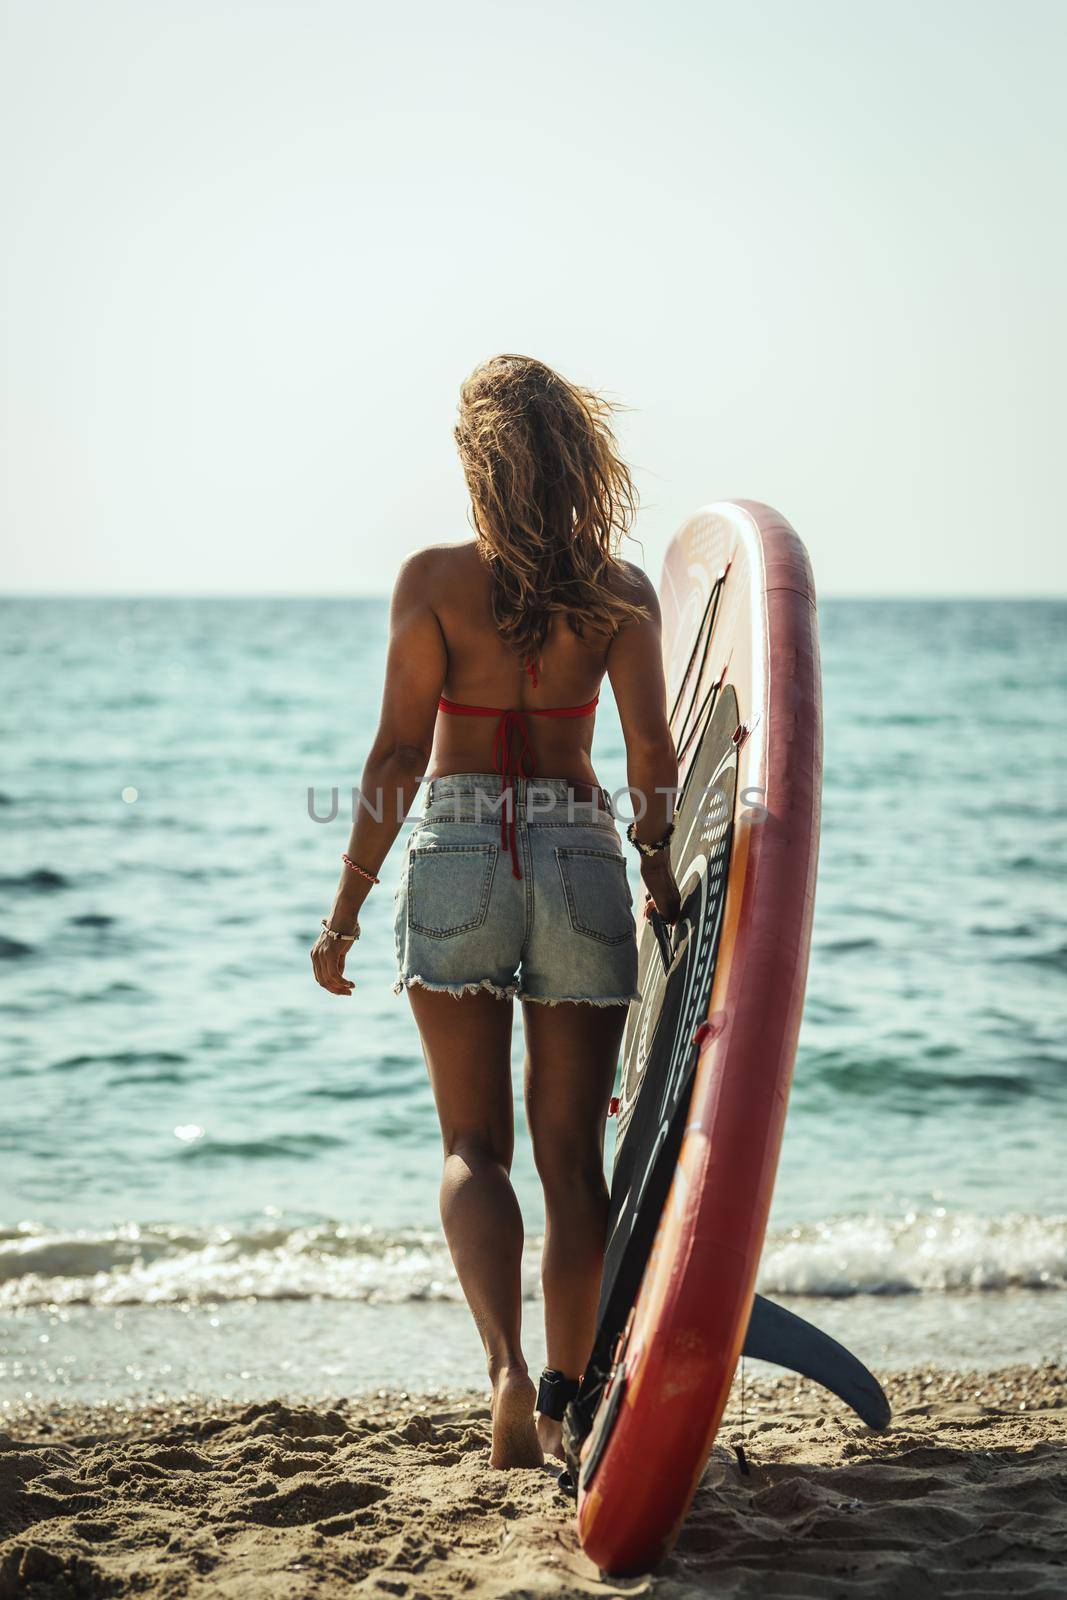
left=2, top=1363, right=1063, bottom=1598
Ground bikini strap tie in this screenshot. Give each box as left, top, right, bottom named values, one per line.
left=436, top=693, right=600, bottom=879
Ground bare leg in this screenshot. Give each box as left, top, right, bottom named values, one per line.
left=407, top=986, right=541, bottom=1469
left=522, top=1000, right=625, bottom=1458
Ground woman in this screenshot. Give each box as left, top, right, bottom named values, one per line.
left=311, top=355, right=680, bottom=1469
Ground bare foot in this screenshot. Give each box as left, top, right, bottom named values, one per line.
left=489, top=1366, right=543, bottom=1469
left=536, top=1412, right=564, bottom=1461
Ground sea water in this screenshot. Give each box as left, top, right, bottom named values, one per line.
left=1, top=598, right=1064, bottom=1406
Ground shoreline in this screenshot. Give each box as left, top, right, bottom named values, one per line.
left=2, top=1364, right=1063, bottom=1598
left=5, top=1289, right=1066, bottom=1417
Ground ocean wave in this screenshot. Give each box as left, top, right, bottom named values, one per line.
left=1, top=1211, right=1064, bottom=1310
left=48, top=1049, right=189, bottom=1074
left=172, top=1133, right=348, bottom=1163
left=0, top=936, right=34, bottom=960
left=0, top=1222, right=465, bottom=1308
left=800, top=1049, right=1065, bottom=1105
left=1019, top=943, right=1067, bottom=973
left=758, top=1211, right=1067, bottom=1296
left=0, top=868, right=68, bottom=892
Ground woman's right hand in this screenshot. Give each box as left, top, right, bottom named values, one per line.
left=310, top=924, right=356, bottom=997
left=640, top=854, right=681, bottom=924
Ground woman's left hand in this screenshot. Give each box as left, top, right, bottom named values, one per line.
left=640, top=854, right=682, bottom=924
left=310, top=927, right=356, bottom=996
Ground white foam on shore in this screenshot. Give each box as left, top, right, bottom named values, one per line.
left=758, top=1210, right=1067, bottom=1296
left=2, top=1210, right=1065, bottom=1309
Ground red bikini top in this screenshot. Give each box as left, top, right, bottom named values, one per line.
left=437, top=659, right=599, bottom=879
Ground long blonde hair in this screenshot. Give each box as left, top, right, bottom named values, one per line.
left=454, top=354, right=647, bottom=669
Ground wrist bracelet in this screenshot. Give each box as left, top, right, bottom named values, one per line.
left=626, top=819, right=675, bottom=858
left=342, top=854, right=380, bottom=885
left=321, top=918, right=360, bottom=943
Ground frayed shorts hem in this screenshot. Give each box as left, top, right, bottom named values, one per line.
left=519, top=990, right=640, bottom=1008
left=393, top=974, right=639, bottom=1007
left=393, top=974, right=519, bottom=1001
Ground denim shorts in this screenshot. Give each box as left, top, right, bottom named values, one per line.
left=394, top=774, right=641, bottom=1006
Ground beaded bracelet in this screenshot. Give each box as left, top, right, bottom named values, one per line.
left=321, top=918, right=360, bottom=943
left=626, top=819, right=675, bottom=858
left=342, top=854, right=380, bottom=885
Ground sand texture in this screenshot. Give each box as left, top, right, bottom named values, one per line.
left=1, top=1364, right=1064, bottom=1598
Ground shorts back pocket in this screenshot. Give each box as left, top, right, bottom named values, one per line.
left=408, top=844, right=498, bottom=938
left=555, top=847, right=634, bottom=945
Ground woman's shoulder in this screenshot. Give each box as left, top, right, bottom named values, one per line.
left=609, top=557, right=655, bottom=598
left=394, top=540, right=483, bottom=595
left=605, top=557, right=660, bottom=625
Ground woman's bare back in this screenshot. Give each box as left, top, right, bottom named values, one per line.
left=422, top=540, right=612, bottom=785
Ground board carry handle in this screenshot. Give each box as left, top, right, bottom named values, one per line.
left=647, top=906, right=674, bottom=977
left=742, top=1294, right=891, bottom=1431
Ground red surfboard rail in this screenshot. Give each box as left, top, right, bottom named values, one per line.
left=576, top=501, right=822, bottom=1574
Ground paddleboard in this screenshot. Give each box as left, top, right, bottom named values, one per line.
left=563, top=501, right=882, bottom=1574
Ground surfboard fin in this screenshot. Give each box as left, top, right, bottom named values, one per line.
left=742, top=1294, right=891, bottom=1430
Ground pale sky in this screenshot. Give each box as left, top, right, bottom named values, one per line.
left=1, top=0, right=1064, bottom=597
